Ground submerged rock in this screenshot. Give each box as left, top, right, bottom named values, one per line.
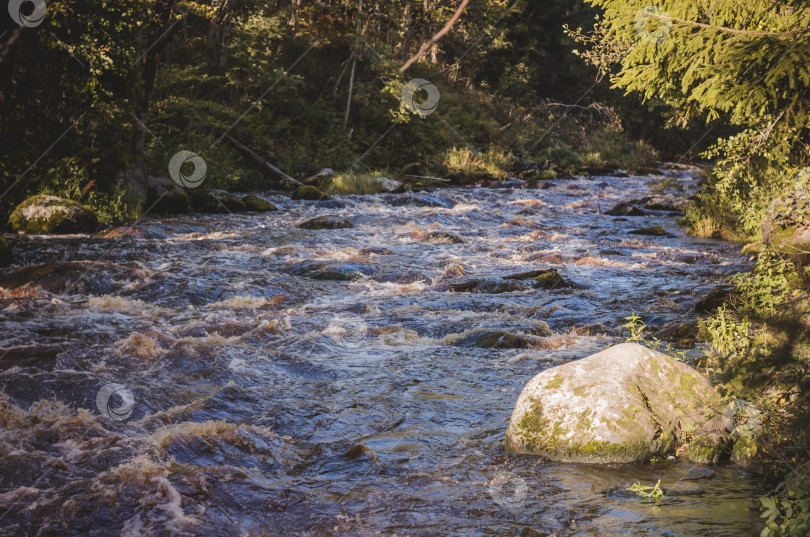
left=629, top=225, right=672, bottom=237
left=288, top=261, right=373, bottom=281
left=296, top=215, right=354, bottom=230
left=470, top=331, right=533, bottom=349
left=506, top=343, right=725, bottom=463
left=448, top=278, right=526, bottom=294
left=315, top=200, right=348, bottom=209
left=0, top=260, right=144, bottom=295
left=8, top=195, right=99, bottom=234
left=423, top=231, right=464, bottom=244
left=95, top=226, right=167, bottom=240
left=605, top=201, right=645, bottom=217
left=387, top=193, right=456, bottom=209
left=503, top=268, right=573, bottom=289
left=242, top=195, right=278, bottom=212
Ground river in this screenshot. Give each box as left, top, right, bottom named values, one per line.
left=0, top=169, right=762, bottom=536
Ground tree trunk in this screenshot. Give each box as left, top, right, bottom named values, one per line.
left=344, top=0, right=363, bottom=129
left=133, top=0, right=180, bottom=157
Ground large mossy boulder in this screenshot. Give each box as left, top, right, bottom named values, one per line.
left=8, top=195, right=98, bottom=234
left=119, top=167, right=190, bottom=215
left=506, top=343, right=725, bottom=464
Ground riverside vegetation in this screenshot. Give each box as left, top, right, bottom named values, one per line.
left=1, top=0, right=809, bottom=535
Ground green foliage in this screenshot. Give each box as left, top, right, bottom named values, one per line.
left=761, top=475, right=810, bottom=537
left=622, top=314, right=688, bottom=360
left=732, top=251, right=792, bottom=318
left=647, top=177, right=685, bottom=194
left=323, top=172, right=388, bottom=195
left=626, top=479, right=665, bottom=501
left=702, top=305, right=754, bottom=362
left=623, top=314, right=647, bottom=343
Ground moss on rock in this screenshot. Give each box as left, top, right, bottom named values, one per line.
left=291, top=185, right=331, bottom=201
left=242, top=195, right=278, bottom=212
left=505, top=343, right=725, bottom=464
left=8, top=195, right=98, bottom=234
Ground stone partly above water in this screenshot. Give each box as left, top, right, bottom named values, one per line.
left=386, top=193, right=456, bottom=209
left=503, top=268, right=573, bottom=289
left=287, top=261, right=374, bottom=281
left=0, top=260, right=145, bottom=295
left=296, top=215, right=354, bottom=230
left=242, top=195, right=278, bottom=212
left=448, top=278, right=526, bottom=294
left=8, top=195, right=99, bottom=234
left=469, top=330, right=534, bottom=349
left=506, top=343, right=726, bottom=464
left=605, top=201, right=645, bottom=217
left=189, top=189, right=247, bottom=213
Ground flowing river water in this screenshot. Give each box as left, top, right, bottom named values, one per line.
left=0, top=170, right=762, bottom=536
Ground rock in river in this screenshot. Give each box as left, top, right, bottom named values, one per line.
left=288, top=261, right=374, bottom=281
left=296, top=215, right=354, bottom=230
left=292, top=185, right=331, bottom=201
left=448, top=278, right=525, bottom=294
left=0, top=261, right=145, bottom=295
left=629, top=225, right=672, bottom=237
left=242, top=195, right=278, bottom=212
left=8, top=195, right=99, bottom=234
left=605, top=201, right=645, bottom=217
left=469, top=331, right=534, bottom=349
left=386, top=193, right=456, bottom=209
left=189, top=189, right=247, bottom=213
left=503, top=268, right=573, bottom=289
left=506, top=343, right=725, bottom=463
left=422, top=231, right=464, bottom=244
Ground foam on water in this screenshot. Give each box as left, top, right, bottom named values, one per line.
left=0, top=170, right=762, bottom=536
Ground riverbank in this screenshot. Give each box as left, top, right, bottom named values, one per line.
left=683, top=174, right=810, bottom=536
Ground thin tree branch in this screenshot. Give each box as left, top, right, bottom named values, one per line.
left=399, top=0, right=470, bottom=72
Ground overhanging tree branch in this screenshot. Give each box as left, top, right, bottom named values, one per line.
left=399, top=0, right=470, bottom=72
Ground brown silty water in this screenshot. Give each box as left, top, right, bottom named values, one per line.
left=0, top=170, right=762, bottom=536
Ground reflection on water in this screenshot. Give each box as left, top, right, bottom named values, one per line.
left=0, top=170, right=761, bottom=536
